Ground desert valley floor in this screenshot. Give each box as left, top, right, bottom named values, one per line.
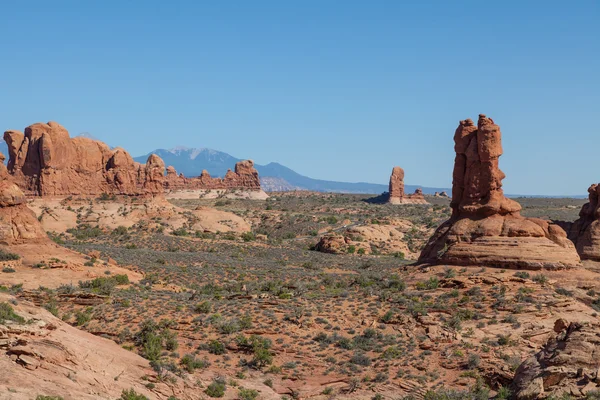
left=3, top=192, right=600, bottom=400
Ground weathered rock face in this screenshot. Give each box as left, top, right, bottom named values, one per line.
left=511, top=320, right=600, bottom=399
left=164, top=160, right=262, bottom=191
left=565, top=184, right=600, bottom=261
left=0, top=153, right=47, bottom=244
left=418, top=115, right=580, bottom=270
left=4, top=122, right=164, bottom=196
left=387, top=166, right=428, bottom=205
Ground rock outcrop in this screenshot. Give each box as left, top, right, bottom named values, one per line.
left=511, top=320, right=600, bottom=399
left=4, top=121, right=265, bottom=197
left=4, top=122, right=164, bottom=196
left=0, top=152, right=47, bottom=244
left=564, top=184, right=600, bottom=260
left=418, top=115, right=580, bottom=270
left=164, top=160, right=262, bottom=191
left=387, top=166, right=428, bottom=204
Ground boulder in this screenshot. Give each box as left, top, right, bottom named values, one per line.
left=511, top=321, right=600, bottom=399
left=418, top=115, right=580, bottom=270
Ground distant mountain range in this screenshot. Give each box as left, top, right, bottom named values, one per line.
left=133, top=146, right=448, bottom=194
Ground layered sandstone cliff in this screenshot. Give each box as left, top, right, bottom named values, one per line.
left=4, top=122, right=164, bottom=196
left=564, top=184, right=600, bottom=261
left=4, top=121, right=265, bottom=197
left=0, top=153, right=47, bottom=244
left=418, top=115, right=580, bottom=270
left=387, top=166, right=427, bottom=204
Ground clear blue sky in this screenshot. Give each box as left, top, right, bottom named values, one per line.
left=0, top=1, right=598, bottom=195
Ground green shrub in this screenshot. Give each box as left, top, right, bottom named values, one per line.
left=194, top=301, right=212, bottom=314
left=238, top=388, right=259, bottom=400
left=205, top=379, right=226, bottom=397
left=208, top=339, right=226, bottom=355
left=0, top=250, right=20, bottom=261
left=0, top=302, right=25, bottom=324
left=120, top=389, right=149, bottom=400
left=241, top=232, right=255, bottom=242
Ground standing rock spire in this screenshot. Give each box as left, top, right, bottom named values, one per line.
left=418, top=115, right=580, bottom=270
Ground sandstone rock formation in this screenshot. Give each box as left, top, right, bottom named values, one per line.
left=314, top=218, right=422, bottom=258
left=418, top=115, right=580, bottom=270
left=387, top=166, right=428, bottom=204
left=0, top=293, right=196, bottom=400
left=511, top=320, right=600, bottom=399
left=0, top=152, right=47, bottom=244
left=164, top=160, right=262, bottom=191
left=4, top=122, right=164, bottom=196
left=564, top=184, right=600, bottom=261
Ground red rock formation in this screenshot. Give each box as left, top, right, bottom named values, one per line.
left=4, top=122, right=164, bottom=196
left=164, top=160, right=262, bottom=191
left=418, top=115, right=580, bottom=270
left=0, top=153, right=47, bottom=244
left=387, top=166, right=427, bottom=204
left=565, top=184, right=600, bottom=260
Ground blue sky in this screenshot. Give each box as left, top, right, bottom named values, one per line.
left=0, top=1, right=598, bottom=195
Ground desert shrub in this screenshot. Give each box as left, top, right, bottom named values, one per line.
left=416, top=277, right=439, bottom=290
left=67, top=224, right=103, bottom=239
left=205, top=378, right=226, bottom=397
left=513, top=271, right=530, bottom=279
left=532, top=274, right=548, bottom=285
left=238, top=388, right=259, bottom=400
left=0, top=250, right=20, bottom=261
left=171, top=228, right=189, bottom=237
left=120, top=389, right=149, bottom=400
left=0, top=302, right=25, bottom=324
left=350, top=352, right=371, bottom=366
left=208, top=339, right=226, bottom=355
left=2, top=267, right=15, bottom=273
left=36, top=397, right=64, bottom=400
left=194, top=301, right=212, bottom=314
left=180, top=354, right=209, bottom=373
left=241, top=232, right=255, bottom=242
left=113, top=226, right=128, bottom=235
left=75, top=310, right=91, bottom=326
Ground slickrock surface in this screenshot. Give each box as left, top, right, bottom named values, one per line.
left=418, top=115, right=580, bottom=270
left=4, top=122, right=164, bottom=196
left=0, top=293, right=191, bottom=400
left=565, top=184, right=600, bottom=260
left=511, top=320, right=600, bottom=399
left=387, top=166, right=428, bottom=204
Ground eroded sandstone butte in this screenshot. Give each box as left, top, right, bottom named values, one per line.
left=164, top=159, right=261, bottom=191
left=418, top=115, right=580, bottom=270
left=4, top=121, right=265, bottom=197
left=0, top=152, right=47, bottom=244
left=4, top=122, right=165, bottom=196
left=564, top=184, right=600, bottom=261
left=387, top=166, right=427, bottom=204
